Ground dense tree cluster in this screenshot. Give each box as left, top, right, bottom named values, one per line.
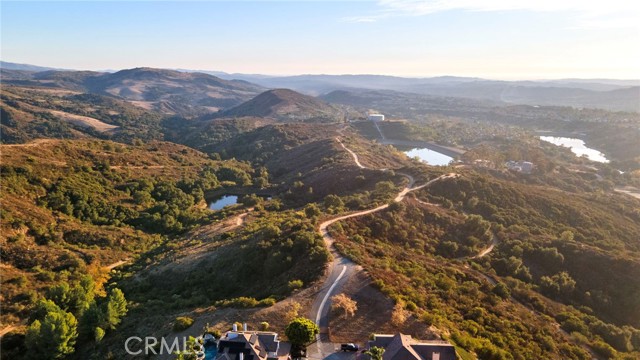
left=331, top=169, right=640, bottom=359
left=24, top=275, right=127, bottom=359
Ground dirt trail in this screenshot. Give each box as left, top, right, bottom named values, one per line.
left=319, top=132, right=591, bottom=357
left=473, top=234, right=498, bottom=259
left=110, top=165, right=168, bottom=169
left=336, top=137, right=365, bottom=169
left=0, top=325, right=17, bottom=338
left=615, top=187, right=640, bottom=200
left=1, top=139, right=57, bottom=148
left=104, top=259, right=130, bottom=271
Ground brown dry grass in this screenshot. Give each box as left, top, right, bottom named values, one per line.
left=49, top=110, right=119, bottom=133
left=327, top=272, right=439, bottom=344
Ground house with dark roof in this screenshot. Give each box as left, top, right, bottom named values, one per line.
left=367, top=333, right=457, bottom=360
left=216, top=329, right=291, bottom=360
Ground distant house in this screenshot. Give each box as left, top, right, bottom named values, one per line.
left=367, top=333, right=457, bottom=360
left=505, top=160, right=534, bottom=174
left=216, top=328, right=291, bottom=360
left=472, top=159, right=493, bottom=168
left=368, top=114, right=385, bottom=121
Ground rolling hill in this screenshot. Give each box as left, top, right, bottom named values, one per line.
left=0, top=60, right=61, bottom=72
left=220, top=88, right=346, bottom=122
left=4, top=62, right=638, bottom=112
left=1, top=67, right=265, bottom=115
left=0, top=85, right=164, bottom=143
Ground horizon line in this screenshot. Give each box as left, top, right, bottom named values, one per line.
left=2, top=60, right=639, bottom=82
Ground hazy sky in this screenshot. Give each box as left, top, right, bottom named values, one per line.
left=2, top=1, right=639, bottom=79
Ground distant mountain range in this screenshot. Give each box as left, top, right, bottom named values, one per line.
left=2, top=60, right=639, bottom=112
left=1, top=65, right=264, bottom=115
left=215, top=74, right=638, bottom=112
left=179, top=70, right=640, bottom=112
left=0, top=60, right=62, bottom=72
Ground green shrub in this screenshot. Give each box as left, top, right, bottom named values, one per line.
left=215, top=297, right=276, bottom=308
left=591, top=340, right=616, bottom=359
left=288, top=280, right=304, bottom=291
left=492, top=283, right=511, bottom=299
left=94, top=327, right=105, bottom=343
left=258, top=298, right=276, bottom=307
left=173, top=316, right=194, bottom=332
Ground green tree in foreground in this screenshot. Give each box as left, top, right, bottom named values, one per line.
left=26, top=309, right=78, bottom=360
left=365, top=346, right=385, bottom=360
left=105, top=288, right=128, bottom=330
left=285, top=317, right=319, bottom=346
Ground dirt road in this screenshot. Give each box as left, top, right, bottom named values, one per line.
left=309, top=138, right=454, bottom=359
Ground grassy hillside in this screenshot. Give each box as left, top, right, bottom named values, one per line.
left=163, top=116, right=274, bottom=151
left=3, top=81, right=639, bottom=360
left=330, top=169, right=640, bottom=359
left=206, top=123, right=410, bottom=201
left=1, top=86, right=164, bottom=143
left=0, top=139, right=258, bottom=331
left=0, top=119, right=418, bottom=359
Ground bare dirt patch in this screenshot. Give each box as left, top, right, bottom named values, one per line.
left=126, top=100, right=156, bottom=110
left=49, top=110, right=119, bottom=133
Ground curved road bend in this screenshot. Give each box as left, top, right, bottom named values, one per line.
left=308, top=137, right=454, bottom=359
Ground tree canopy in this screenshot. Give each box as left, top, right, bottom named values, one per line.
left=285, top=317, right=319, bottom=346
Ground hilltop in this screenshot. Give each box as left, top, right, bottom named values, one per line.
left=92, top=68, right=264, bottom=114
left=219, top=89, right=345, bottom=122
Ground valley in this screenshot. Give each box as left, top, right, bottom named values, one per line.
left=1, top=65, right=640, bottom=360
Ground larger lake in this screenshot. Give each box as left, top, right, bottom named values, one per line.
left=405, top=148, right=453, bottom=166
left=539, top=136, right=609, bottom=163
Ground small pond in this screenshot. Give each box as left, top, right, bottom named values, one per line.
left=208, top=195, right=238, bottom=210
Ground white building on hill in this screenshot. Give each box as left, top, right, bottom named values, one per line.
left=368, top=114, right=385, bottom=121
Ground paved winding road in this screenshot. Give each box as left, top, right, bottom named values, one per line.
left=308, top=137, right=454, bottom=359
